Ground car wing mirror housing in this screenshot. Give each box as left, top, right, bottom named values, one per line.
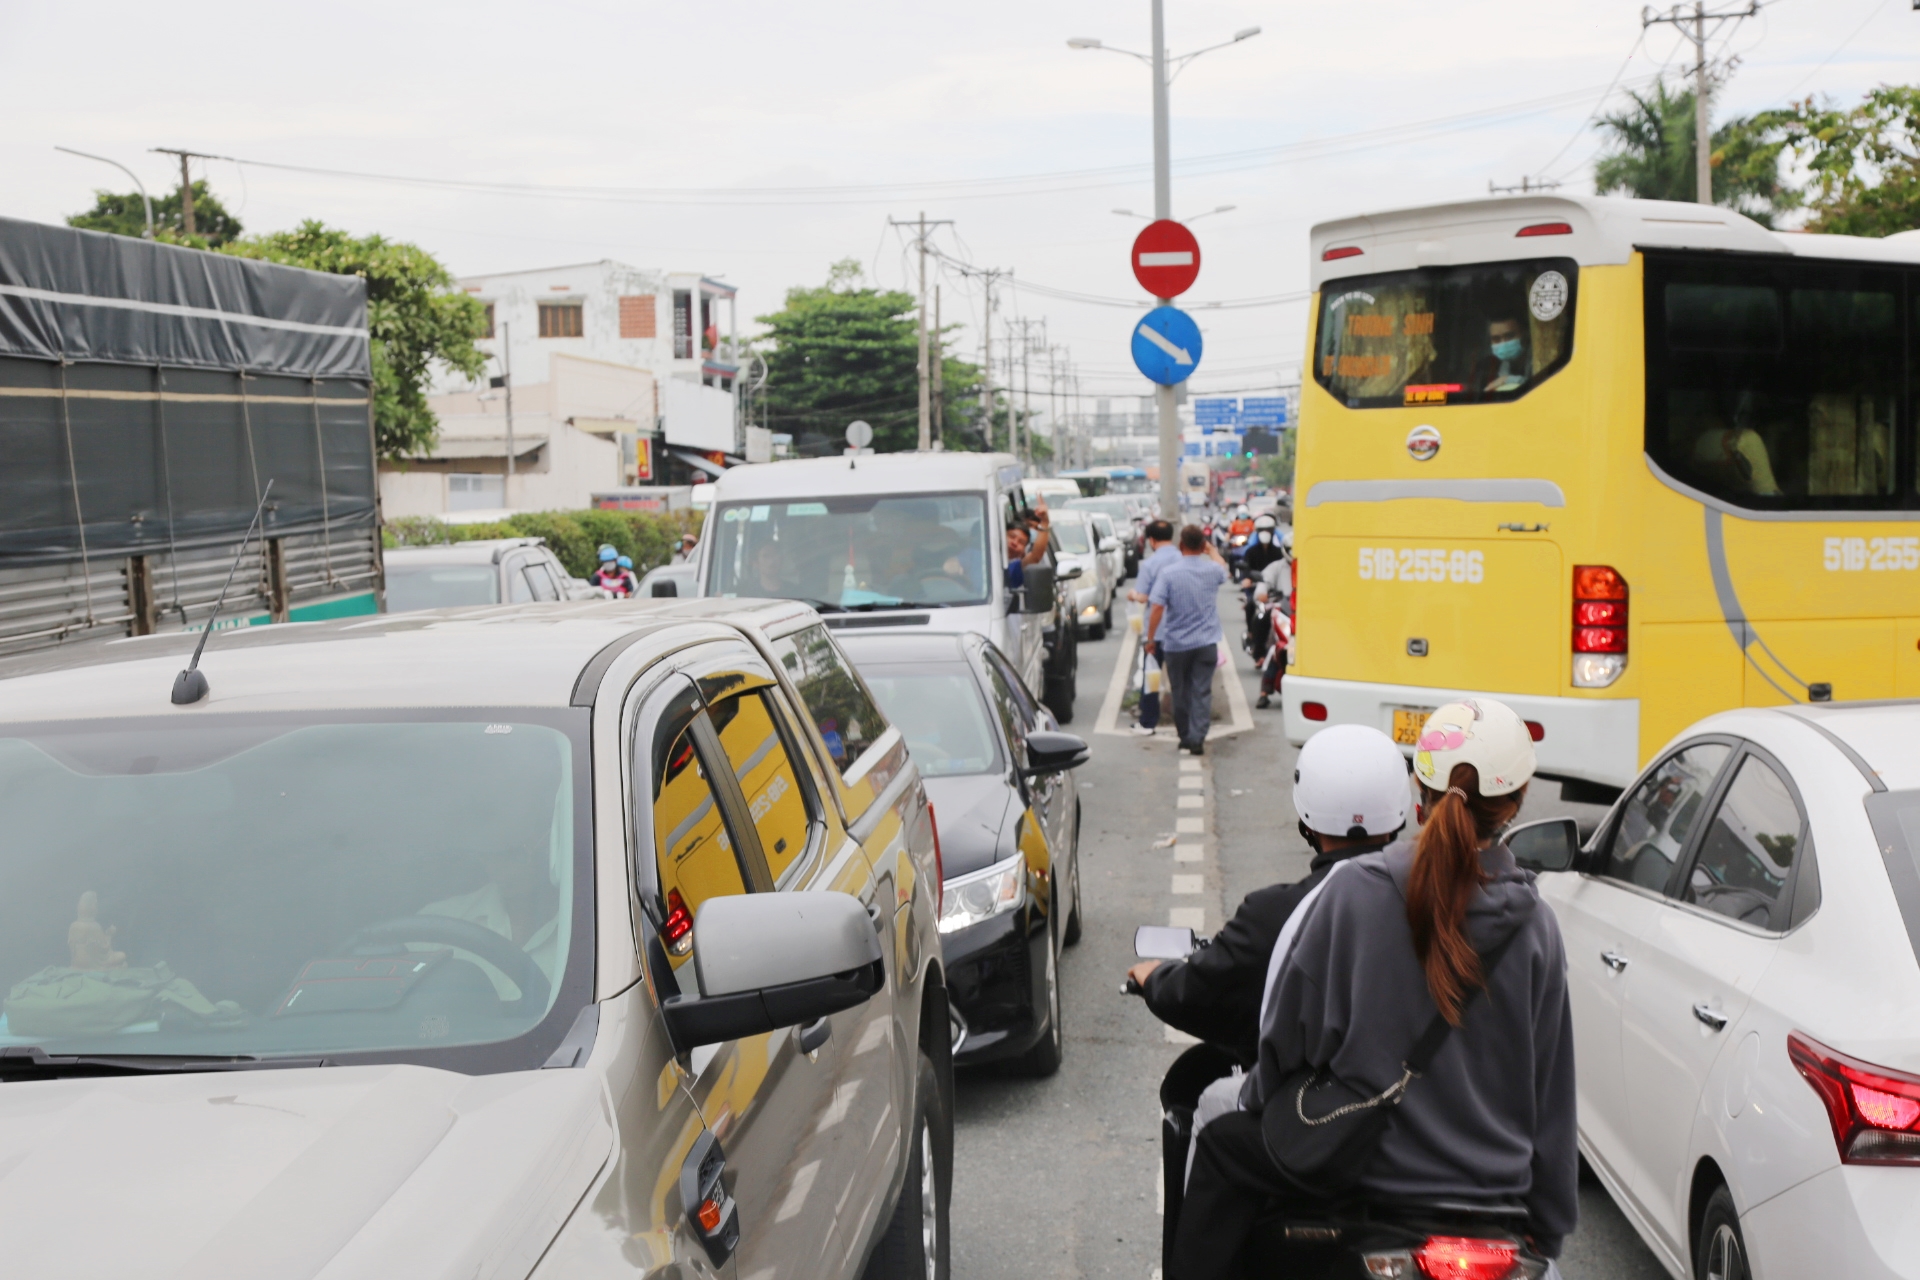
left=651, top=579, right=678, bottom=597
left=661, top=892, right=884, bottom=1050
left=1020, top=563, right=1056, bottom=613
left=1506, top=816, right=1580, bottom=874
left=1099, top=537, right=1121, bottom=553
left=1021, top=729, right=1090, bottom=777
left=1058, top=564, right=1084, bottom=582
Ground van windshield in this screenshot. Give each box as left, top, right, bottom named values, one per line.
left=1313, top=258, right=1578, bottom=408
left=0, top=712, right=589, bottom=1072
left=706, top=492, right=992, bottom=609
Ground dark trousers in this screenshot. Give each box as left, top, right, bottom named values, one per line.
left=1172, top=1109, right=1318, bottom=1280
left=1164, top=645, right=1215, bottom=745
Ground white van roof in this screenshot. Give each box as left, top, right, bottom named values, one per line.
left=709, top=451, right=1021, bottom=502
left=1310, top=194, right=1920, bottom=290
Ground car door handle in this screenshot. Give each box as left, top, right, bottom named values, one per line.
left=796, top=1016, right=832, bottom=1056
left=1693, top=1004, right=1729, bottom=1032
left=1601, top=950, right=1629, bottom=973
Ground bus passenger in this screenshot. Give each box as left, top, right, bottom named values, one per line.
left=1690, top=418, right=1783, bottom=497
left=1479, top=317, right=1529, bottom=394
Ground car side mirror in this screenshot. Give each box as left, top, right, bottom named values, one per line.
left=1058, top=564, right=1084, bottom=582
left=1021, top=729, right=1089, bottom=777
left=1020, top=563, right=1056, bottom=612
left=1098, top=537, right=1120, bottom=553
left=651, top=579, right=678, bottom=597
left=660, top=892, right=883, bottom=1050
left=1507, top=816, right=1580, bottom=874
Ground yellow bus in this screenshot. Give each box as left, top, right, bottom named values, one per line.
left=1283, top=194, right=1920, bottom=797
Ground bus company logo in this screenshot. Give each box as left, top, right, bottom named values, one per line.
left=1529, top=271, right=1570, bottom=322
left=1405, top=425, right=1442, bottom=461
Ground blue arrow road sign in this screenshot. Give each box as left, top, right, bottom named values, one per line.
left=1131, top=306, right=1203, bottom=386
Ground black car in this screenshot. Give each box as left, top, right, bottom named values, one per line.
left=838, top=630, right=1087, bottom=1076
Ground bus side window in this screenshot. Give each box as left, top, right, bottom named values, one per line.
left=708, top=689, right=818, bottom=884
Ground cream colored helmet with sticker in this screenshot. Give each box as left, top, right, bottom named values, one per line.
left=1412, top=698, right=1536, bottom=797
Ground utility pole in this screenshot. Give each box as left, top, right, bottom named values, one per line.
left=1642, top=2, right=1758, bottom=205
left=502, top=322, right=516, bottom=509
left=980, top=277, right=996, bottom=451
left=889, top=213, right=954, bottom=451
left=932, top=285, right=945, bottom=448
left=150, top=148, right=217, bottom=237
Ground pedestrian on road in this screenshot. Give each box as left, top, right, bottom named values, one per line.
left=1172, top=698, right=1578, bottom=1279
left=1145, top=525, right=1229, bottom=755
left=1129, top=520, right=1177, bottom=736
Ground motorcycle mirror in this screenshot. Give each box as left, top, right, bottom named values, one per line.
left=1134, top=924, right=1196, bottom=960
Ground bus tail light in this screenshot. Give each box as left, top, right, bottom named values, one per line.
left=1516, top=221, right=1573, bottom=237
left=1302, top=702, right=1328, bottom=721
left=1322, top=245, right=1363, bottom=261
left=1572, top=565, right=1627, bottom=688
left=1790, top=1032, right=1920, bottom=1164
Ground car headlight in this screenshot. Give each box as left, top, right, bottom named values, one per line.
left=938, top=854, right=1024, bottom=933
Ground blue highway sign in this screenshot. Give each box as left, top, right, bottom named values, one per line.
left=1193, top=397, right=1239, bottom=425
left=1131, top=306, right=1203, bottom=386
left=1241, top=396, right=1291, bottom=427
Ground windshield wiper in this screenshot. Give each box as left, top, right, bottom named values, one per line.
left=0, top=1045, right=327, bottom=1079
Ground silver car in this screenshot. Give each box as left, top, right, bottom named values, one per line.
left=385, top=537, right=602, bottom=611
left=0, top=598, right=951, bottom=1279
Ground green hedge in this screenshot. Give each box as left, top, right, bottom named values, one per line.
left=383, top=508, right=703, bottom=579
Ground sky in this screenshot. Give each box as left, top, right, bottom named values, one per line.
left=6, top=0, right=1917, bottom=415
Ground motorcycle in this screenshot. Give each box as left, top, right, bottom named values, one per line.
left=1127, top=926, right=1555, bottom=1280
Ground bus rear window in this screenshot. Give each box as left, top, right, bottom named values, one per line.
left=1645, top=253, right=1910, bottom=512
left=1313, top=259, right=1577, bottom=408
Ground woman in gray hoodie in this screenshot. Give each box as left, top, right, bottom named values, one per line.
left=1172, top=698, right=1578, bottom=1278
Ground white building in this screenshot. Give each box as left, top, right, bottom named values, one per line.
left=381, top=260, right=747, bottom=518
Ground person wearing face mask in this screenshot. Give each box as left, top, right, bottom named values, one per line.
left=1238, top=515, right=1286, bottom=661
left=1479, top=317, right=1529, bottom=394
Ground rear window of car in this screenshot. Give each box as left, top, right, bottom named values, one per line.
left=767, top=624, right=890, bottom=775
left=385, top=563, right=499, bottom=611
left=859, top=666, right=1001, bottom=778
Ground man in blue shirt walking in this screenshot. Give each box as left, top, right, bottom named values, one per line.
left=1127, top=521, right=1177, bottom=735
left=1145, top=525, right=1230, bottom=755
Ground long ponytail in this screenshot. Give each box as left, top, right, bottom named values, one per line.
left=1407, top=763, right=1525, bottom=1024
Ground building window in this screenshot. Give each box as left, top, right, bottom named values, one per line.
left=448, top=473, right=505, bottom=511
left=673, top=291, right=693, bottom=359
left=539, top=302, right=585, bottom=338
left=619, top=295, right=657, bottom=339
left=480, top=303, right=495, bottom=339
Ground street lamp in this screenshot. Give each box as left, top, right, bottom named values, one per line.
left=54, top=147, right=154, bottom=238
left=1068, top=5, right=1261, bottom=520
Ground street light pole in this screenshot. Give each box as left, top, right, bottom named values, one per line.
left=54, top=147, right=153, bottom=238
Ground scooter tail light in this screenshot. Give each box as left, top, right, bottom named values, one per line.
left=1413, top=1235, right=1521, bottom=1280
left=1789, top=1031, right=1920, bottom=1164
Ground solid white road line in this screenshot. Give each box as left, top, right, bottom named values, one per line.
left=1094, top=623, right=1141, bottom=737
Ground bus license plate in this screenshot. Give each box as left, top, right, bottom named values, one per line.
left=1392, top=707, right=1434, bottom=746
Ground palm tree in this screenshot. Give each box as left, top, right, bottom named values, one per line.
left=1594, top=82, right=1796, bottom=226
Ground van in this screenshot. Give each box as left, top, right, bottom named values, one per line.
left=695, top=453, right=1084, bottom=721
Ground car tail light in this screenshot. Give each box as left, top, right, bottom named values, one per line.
left=1789, top=1031, right=1920, bottom=1164
left=1524, top=721, right=1545, bottom=742
left=928, top=804, right=944, bottom=913
left=1303, top=702, right=1328, bottom=721
left=1516, top=222, right=1573, bottom=237
left=1322, top=245, right=1364, bottom=261
left=1572, top=565, right=1627, bottom=688
left=663, top=887, right=695, bottom=956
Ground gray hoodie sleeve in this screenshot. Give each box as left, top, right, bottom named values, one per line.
left=1525, top=915, right=1580, bottom=1257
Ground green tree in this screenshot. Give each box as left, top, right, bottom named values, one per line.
left=1752, top=86, right=1920, bottom=236
left=757, top=259, right=982, bottom=454
left=1593, top=82, right=1796, bottom=225
left=222, top=222, right=487, bottom=459
left=67, top=180, right=245, bottom=247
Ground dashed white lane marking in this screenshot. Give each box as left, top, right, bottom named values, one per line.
left=1174, top=842, right=1204, bottom=863
left=1177, top=817, right=1204, bottom=834
left=1176, top=794, right=1203, bottom=809
left=1179, top=757, right=1202, bottom=773
left=1171, top=875, right=1202, bottom=895
left=1169, top=906, right=1205, bottom=930
left=1178, top=775, right=1204, bottom=790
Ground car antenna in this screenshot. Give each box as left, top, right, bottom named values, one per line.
left=171, top=479, right=274, bottom=706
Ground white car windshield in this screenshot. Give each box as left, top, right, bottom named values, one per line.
left=0, top=713, right=587, bottom=1070
left=705, top=492, right=990, bottom=609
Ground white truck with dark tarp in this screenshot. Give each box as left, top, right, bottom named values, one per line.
left=0, top=217, right=383, bottom=656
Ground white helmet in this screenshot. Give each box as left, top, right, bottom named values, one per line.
left=1253, top=514, right=1276, bottom=531
left=1294, top=724, right=1410, bottom=838
left=1412, top=698, right=1536, bottom=797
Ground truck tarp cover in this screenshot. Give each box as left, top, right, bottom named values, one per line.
left=0, top=217, right=375, bottom=562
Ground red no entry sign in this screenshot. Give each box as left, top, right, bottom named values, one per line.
left=1131, top=219, right=1200, bottom=298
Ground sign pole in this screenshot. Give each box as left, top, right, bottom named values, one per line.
left=1150, top=0, right=1181, bottom=522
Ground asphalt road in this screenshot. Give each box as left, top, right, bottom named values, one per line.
left=948, top=585, right=1672, bottom=1280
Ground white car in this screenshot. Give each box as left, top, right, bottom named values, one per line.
left=385, top=538, right=602, bottom=611
left=1045, top=509, right=1115, bottom=641
left=1512, top=701, right=1920, bottom=1280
